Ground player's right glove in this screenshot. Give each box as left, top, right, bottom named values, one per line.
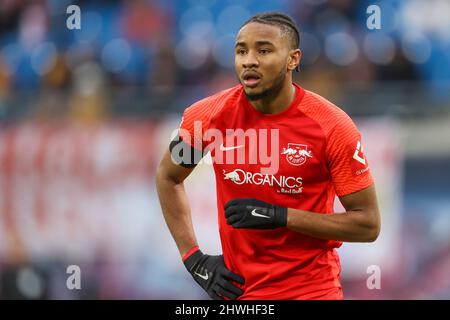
left=183, top=248, right=245, bottom=300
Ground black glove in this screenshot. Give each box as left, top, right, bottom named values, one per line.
left=224, top=198, right=288, bottom=229
left=184, top=249, right=245, bottom=300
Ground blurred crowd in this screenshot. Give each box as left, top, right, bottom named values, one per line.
left=0, top=0, right=449, bottom=299
left=0, top=0, right=449, bottom=122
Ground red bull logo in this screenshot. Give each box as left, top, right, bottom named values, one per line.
left=223, top=169, right=241, bottom=182
left=281, top=143, right=312, bottom=166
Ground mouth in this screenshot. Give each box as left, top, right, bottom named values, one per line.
left=242, top=71, right=261, bottom=88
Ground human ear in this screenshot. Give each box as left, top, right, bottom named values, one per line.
left=288, top=49, right=301, bottom=71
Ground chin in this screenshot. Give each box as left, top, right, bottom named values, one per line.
left=244, top=89, right=270, bottom=101
left=244, top=88, right=260, bottom=95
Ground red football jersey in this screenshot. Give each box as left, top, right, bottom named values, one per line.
left=179, top=83, right=373, bottom=299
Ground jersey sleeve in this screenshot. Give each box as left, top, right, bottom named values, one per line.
left=178, top=87, right=232, bottom=152
left=326, top=114, right=374, bottom=197
left=179, top=99, right=212, bottom=152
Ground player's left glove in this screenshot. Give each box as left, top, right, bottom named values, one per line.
left=224, top=198, right=287, bottom=229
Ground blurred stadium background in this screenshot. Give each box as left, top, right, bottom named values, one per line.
left=0, top=0, right=449, bottom=299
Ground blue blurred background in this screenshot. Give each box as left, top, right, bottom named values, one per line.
left=0, top=0, right=449, bottom=299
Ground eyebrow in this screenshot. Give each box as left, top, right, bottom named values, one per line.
left=235, top=40, right=275, bottom=48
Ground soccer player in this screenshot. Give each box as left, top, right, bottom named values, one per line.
left=156, top=12, right=381, bottom=300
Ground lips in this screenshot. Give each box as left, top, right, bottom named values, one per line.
left=242, top=71, right=261, bottom=88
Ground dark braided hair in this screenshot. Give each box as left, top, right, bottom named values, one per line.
left=241, top=12, right=300, bottom=71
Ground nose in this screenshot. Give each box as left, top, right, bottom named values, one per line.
left=242, top=51, right=259, bottom=69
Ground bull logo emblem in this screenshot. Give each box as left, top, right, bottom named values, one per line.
left=223, top=169, right=241, bottom=182
left=281, top=144, right=312, bottom=166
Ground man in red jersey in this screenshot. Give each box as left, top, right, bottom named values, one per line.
left=156, top=12, right=381, bottom=300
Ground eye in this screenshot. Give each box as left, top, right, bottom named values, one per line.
left=259, top=48, right=271, bottom=55
left=236, top=48, right=247, bottom=55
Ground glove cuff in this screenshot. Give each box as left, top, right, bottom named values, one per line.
left=183, top=248, right=204, bottom=272
left=182, top=245, right=200, bottom=262
left=275, top=206, right=288, bottom=227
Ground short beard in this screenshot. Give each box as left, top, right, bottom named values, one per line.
left=244, top=67, right=286, bottom=101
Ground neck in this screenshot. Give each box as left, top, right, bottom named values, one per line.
left=249, top=78, right=296, bottom=114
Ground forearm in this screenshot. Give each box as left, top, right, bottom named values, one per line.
left=156, top=172, right=198, bottom=257
left=286, top=208, right=380, bottom=242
